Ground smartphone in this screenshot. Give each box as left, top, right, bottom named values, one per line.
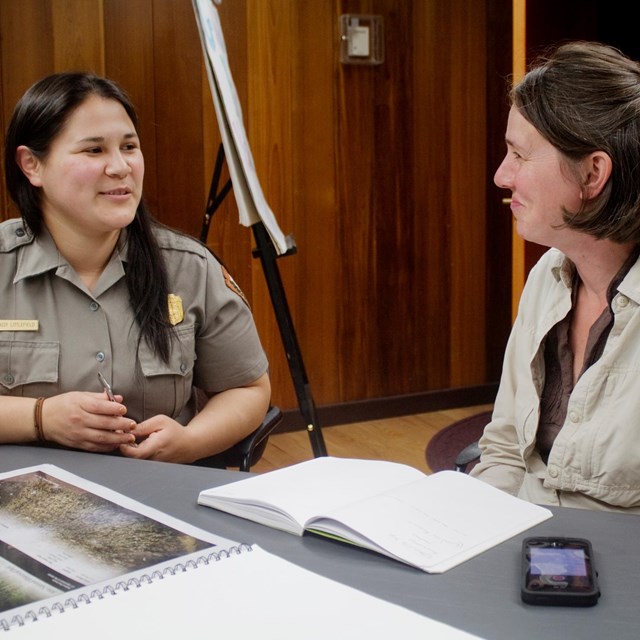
left=521, top=537, right=600, bottom=607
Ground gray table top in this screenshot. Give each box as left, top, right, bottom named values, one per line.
left=2, top=445, right=638, bottom=639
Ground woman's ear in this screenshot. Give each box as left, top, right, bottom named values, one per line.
left=583, top=150, right=612, bottom=200
left=15, top=146, right=44, bottom=187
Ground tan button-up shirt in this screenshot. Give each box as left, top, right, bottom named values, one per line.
left=471, top=248, right=640, bottom=512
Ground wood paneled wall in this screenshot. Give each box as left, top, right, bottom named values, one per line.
left=0, top=0, right=513, bottom=421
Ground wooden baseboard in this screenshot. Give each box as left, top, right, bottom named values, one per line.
left=276, top=383, right=498, bottom=433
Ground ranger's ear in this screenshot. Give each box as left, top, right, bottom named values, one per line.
left=15, top=146, right=44, bottom=187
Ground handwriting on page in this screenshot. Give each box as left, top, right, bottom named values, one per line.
left=321, top=472, right=542, bottom=572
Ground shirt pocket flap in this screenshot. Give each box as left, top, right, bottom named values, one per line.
left=0, top=341, right=59, bottom=389
left=137, top=327, right=195, bottom=378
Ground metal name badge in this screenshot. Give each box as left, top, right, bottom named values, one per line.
left=0, top=319, right=39, bottom=331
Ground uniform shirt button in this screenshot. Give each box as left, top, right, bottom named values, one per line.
left=3, top=374, right=14, bottom=384
left=15, top=228, right=25, bottom=237
left=617, top=295, right=629, bottom=308
left=89, top=302, right=99, bottom=311
left=95, top=352, right=106, bottom=363
left=180, top=363, right=187, bottom=373
left=548, top=467, right=559, bottom=478
left=568, top=410, right=580, bottom=423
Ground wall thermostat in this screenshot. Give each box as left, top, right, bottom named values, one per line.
left=339, top=15, right=384, bottom=65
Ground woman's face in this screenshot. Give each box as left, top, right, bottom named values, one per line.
left=494, top=106, right=583, bottom=250
left=25, top=95, right=144, bottom=238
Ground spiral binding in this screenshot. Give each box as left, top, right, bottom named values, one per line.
left=0, top=543, right=253, bottom=631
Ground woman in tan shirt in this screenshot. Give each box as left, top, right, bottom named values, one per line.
left=471, top=42, right=640, bottom=511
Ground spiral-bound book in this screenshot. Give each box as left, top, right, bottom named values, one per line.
left=0, top=464, right=484, bottom=639
left=0, top=464, right=241, bottom=632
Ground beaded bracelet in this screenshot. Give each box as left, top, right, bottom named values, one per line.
left=34, top=396, right=46, bottom=442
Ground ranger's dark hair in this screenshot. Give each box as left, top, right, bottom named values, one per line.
left=4, top=72, right=172, bottom=361
left=513, top=41, right=640, bottom=242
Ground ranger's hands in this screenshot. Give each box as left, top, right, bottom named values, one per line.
left=40, top=391, right=136, bottom=452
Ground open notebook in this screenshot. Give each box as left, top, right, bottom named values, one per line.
left=198, top=456, right=553, bottom=573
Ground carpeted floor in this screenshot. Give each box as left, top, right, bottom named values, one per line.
left=425, top=411, right=492, bottom=473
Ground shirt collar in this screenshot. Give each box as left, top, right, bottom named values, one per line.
left=550, top=245, right=640, bottom=305
left=14, top=227, right=130, bottom=295
left=549, top=250, right=575, bottom=289
left=616, top=245, right=640, bottom=305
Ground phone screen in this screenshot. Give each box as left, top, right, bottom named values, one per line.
left=522, top=537, right=600, bottom=606
left=524, top=540, right=594, bottom=592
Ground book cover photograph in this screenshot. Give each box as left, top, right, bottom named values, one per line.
left=0, top=465, right=233, bottom=628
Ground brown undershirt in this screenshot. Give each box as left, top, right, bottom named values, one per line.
left=537, top=247, right=640, bottom=462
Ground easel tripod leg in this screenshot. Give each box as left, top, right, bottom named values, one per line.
left=251, top=222, right=328, bottom=457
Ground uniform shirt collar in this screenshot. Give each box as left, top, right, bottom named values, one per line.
left=14, top=226, right=129, bottom=296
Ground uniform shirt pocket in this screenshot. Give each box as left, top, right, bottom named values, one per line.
left=0, top=340, right=59, bottom=392
left=137, top=327, right=195, bottom=420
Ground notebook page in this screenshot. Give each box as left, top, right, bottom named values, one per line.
left=198, top=456, right=425, bottom=532
left=6, top=546, right=486, bottom=640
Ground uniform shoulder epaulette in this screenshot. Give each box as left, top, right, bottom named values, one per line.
left=153, top=225, right=208, bottom=258
left=0, top=219, right=33, bottom=253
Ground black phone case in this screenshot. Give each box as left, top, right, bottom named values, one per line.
left=520, top=537, right=600, bottom=607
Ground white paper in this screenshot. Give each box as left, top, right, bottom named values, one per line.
left=192, top=0, right=288, bottom=254
left=5, top=546, right=486, bottom=639
left=199, top=457, right=553, bottom=572
left=312, top=470, right=553, bottom=572
left=199, top=456, right=425, bottom=535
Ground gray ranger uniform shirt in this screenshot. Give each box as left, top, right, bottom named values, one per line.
left=0, top=218, right=268, bottom=424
